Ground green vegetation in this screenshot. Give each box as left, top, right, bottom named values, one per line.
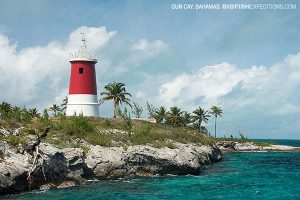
left=216, top=133, right=272, bottom=147
left=49, top=104, right=61, bottom=117
left=0, top=109, right=215, bottom=148
left=131, top=102, right=143, bottom=118
left=192, top=107, right=210, bottom=131
left=1, top=81, right=269, bottom=149
left=60, top=96, right=68, bottom=114
left=155, top=106, right=167, bottom=123
left=99, top=82, right=132, bottom=118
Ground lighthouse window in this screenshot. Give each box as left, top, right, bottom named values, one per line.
left=79, top=68, right=83, bottom=74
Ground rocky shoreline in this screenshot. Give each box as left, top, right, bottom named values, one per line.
left=1, top=139, right=299, bottom=196
left=216, top=141, right=300, bottom=152
left=0, top=141, right=222, bottom=196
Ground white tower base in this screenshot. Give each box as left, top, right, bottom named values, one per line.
left=66, top=94, right=99, bottom=117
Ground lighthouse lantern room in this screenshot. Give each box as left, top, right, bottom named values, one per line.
left=66, top=33, right=100, bottom=116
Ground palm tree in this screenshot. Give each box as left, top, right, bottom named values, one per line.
left=61, top=96, right=68, bottom=112
left=182, top=112, right=192, bottom=127
left=11, top=106, right=22, bottom=122
left=210, top=106, right=223, bottom=138
left=21, top=107, right=32, bottom=123
left=0, top=102, right=12, bottom=120
left=166, top=106, right=183, bottom=127
left=99, top=82, right=132, bottom=118
left=155, top=106, right=167, bottom=123
left=192, top=107, right=210, bottom=131
left=28, top=108, right=40, bottom=118
left=49, top=104, right=61, bottom=117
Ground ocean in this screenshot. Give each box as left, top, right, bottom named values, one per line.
left=2, top=139, right=300, bottom=200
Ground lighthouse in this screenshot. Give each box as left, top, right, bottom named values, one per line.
left=66, top=33, right=99, bottom=116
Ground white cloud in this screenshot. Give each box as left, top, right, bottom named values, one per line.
left=135, top=91, right=146, bottom=98
left=159, top=74, right=190, bottom=105
left=157, top=53, right=300, bottom=116
left=67, top=26, right=116, bottom=51
left=158, top=62, right=267, bottom=107
left=0, top=26, right=116, bottom=110
left=132, top=39, right=168, bottom=53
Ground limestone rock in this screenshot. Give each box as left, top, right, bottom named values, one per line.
left=0, top=141, right=222, bottom=196
left=234, top=142, right=262, bottom=151
left=216, top=141, right=300, bottom=152
left=0, top=144, right=31, bottom=195
left=263, top=145, right=300, bottom=151
left=62, top=148, right=86, bottom=182
left=85, top=146, right=126, bottom=179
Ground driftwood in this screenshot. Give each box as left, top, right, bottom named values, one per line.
left=26, top=128, right=50, bottom=189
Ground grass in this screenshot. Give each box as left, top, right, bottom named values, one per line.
left=0, top=116, right=272, bottom=149
left=252, top=141, right=274, bottom=147
left=215, top=137, right=273, bottom=147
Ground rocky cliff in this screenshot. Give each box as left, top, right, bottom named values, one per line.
left=0, top=141, right=222, bottom=196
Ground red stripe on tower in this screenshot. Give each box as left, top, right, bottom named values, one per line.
left=69, top=61, right=97, bottom=94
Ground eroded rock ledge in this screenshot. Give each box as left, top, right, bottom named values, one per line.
left=216, top=141, right=300, bottom=152
left=0, top=141, right=222, bottom=196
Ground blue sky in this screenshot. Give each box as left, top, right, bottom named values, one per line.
left=0, top=0, right=299, bottom=139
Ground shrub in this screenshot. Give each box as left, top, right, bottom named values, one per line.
left=81, top=146, right=90, bottom=155
left=103, top=118, right=111, bottom=128
left=117, top=107, right=133, bottom=132
left=70, top=115, right=96, bottom=136
left=6, top=135, right=26, bottom=146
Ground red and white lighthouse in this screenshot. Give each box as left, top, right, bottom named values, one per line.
left=66, top=33, right=99, bottom=116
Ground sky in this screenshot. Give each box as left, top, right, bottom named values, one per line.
left=0, top=0, right=299, bottom=139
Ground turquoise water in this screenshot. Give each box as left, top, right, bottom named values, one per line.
left=3, top=140, right=300, bottom=200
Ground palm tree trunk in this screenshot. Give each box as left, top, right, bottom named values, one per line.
left=199, top=120, right=202, bottom=131
left=214, top=116, right=217, bottom=138
left=113, top=98, right=118, bottom=118
left=113, top=104, right=116, bottom=118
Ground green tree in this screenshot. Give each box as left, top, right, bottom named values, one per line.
left=192, top=107, right=210, bottom=132
left=28, top=108, right=40, bottom=118
left=131, top=102, right=143, bottom=118
left=40, top=109, right=50, bottom=123
left=61, top=96, right=68, bottom=113
left=21, top=107, right=32, bottom=124
left=182, top=112, right=192, bottom=127
left=210, top=106, right=223, bottom=138
left=100, top=82, right=132, bottom=118
left=155, top=106, right=167, bottom=124
left=11, top=106, right=22, bottom=122
left=166, top=106, right=183, bottom=127
left=117, top=107, right=133, bottom=132
left=146, top=102, right=156, bottom=119
left=49, top=104, right=61, bottom=117
left=201, top=126, right=209, bottom=135
left=0, top=102, right=12, bottom=120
